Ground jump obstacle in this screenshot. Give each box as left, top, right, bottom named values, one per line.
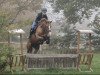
left=6, top=29, right=94, bottom=72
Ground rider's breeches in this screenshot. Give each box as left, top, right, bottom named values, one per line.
left=31, top=22, right=37, bottom=31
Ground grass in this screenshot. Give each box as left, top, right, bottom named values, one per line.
left=1, top=53, right=100, bottom=75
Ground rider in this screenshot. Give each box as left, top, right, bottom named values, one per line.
left=29, top=8, right=50, bottom=44
left=29, top=8, right=48, bottom=38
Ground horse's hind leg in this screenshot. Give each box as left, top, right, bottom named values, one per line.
left=27, top=41, right=32, bottom=53
left=27, top=46, right=32, bottom=53
left=34, top=45, right=40, bottom=54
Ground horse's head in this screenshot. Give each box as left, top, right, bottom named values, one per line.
left=37, top=18, right=52, bottom=34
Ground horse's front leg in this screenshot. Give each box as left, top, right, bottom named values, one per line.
left=46, top=36, right=50, bottom=44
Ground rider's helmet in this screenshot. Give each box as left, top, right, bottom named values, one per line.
left=41, top=8, right=47, bottom=15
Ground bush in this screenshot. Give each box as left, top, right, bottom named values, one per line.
left=0, top=44, right=13, bottom=72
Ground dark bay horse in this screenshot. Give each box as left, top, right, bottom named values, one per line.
left=27, top=18, right=52, bottom=54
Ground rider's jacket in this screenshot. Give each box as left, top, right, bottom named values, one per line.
left=35, top=12, right=48, bottom=23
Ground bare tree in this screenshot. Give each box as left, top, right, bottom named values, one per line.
left=0, top=0, right=43, bottom=29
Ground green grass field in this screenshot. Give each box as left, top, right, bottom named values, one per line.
left=1, top=53, right=100, bottom=75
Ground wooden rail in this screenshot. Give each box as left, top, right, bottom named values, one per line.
left=0, top=42, right=27, bottom=45
left=26, top=54, right=79, bottom=69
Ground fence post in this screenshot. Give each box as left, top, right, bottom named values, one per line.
left=20, top=33, right=24, bottom=71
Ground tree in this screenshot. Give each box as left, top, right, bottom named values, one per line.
left=0, top=0, right=43, bottom=30
left=0, top=0, right=43, bottom=40
left=49, top=0, right=100, bottom=50
left=88, top=13, right=100, bottom=50
left=62, top=24, right=77, bottom=48
left=0, top=0, right=43, bottom=72
left=51, top=0, right=100, bottom=24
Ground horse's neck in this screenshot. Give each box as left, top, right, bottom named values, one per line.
left=36, top=20, right=49, bottom=35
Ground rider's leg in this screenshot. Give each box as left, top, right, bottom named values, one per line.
left=29, top=22, right=37, bottom=38
left=32, top=22, right=37, bottom=31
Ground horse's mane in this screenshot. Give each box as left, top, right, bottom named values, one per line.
left=39, top=18, right=47, bottom=23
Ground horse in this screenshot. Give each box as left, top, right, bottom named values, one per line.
left=27, top=18, right=52, bottom=54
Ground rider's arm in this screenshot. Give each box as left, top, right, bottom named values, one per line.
left=35, top=13, right=41, bottom=23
